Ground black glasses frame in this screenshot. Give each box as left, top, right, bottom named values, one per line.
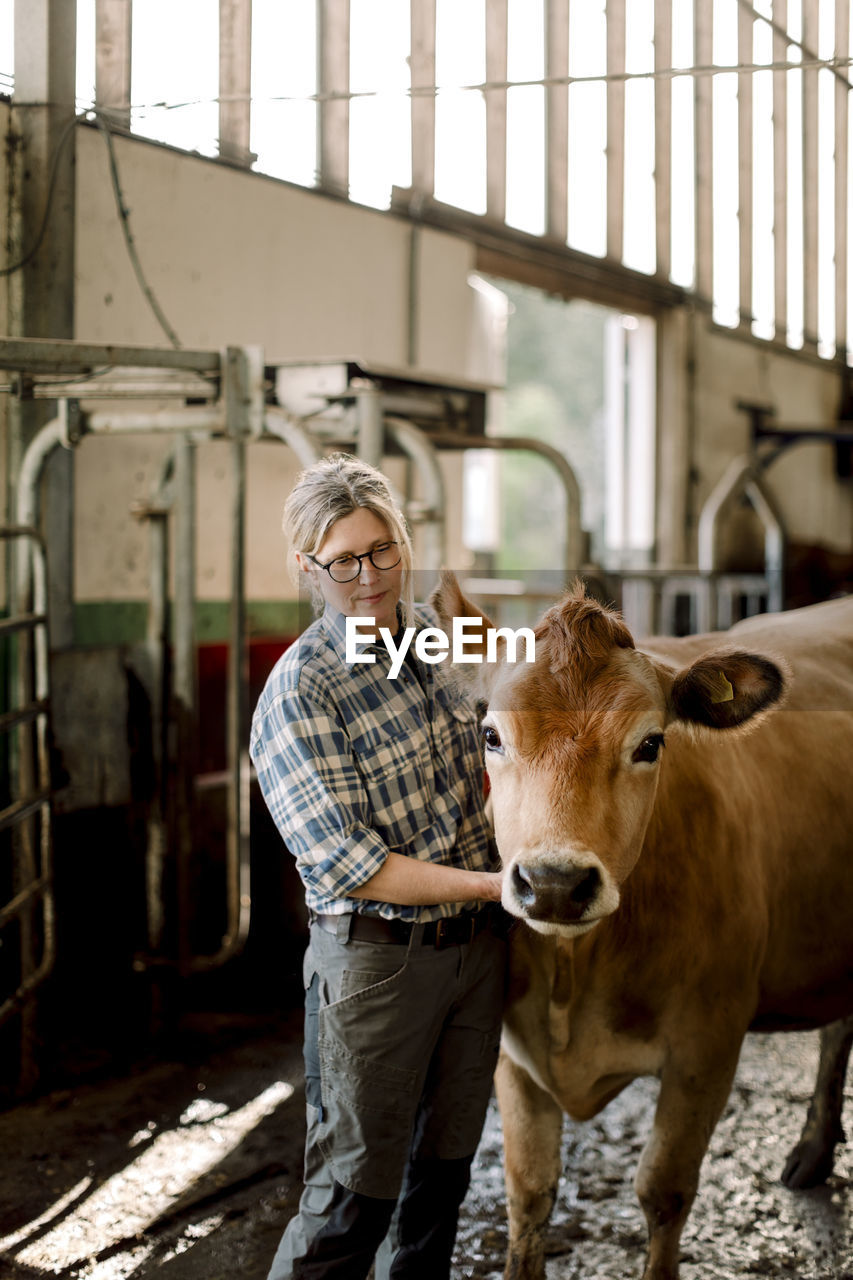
left=308, top=541, right=401, bottom=583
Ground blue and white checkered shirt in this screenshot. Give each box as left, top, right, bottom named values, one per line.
left=250, top=603, right=497, bottom=921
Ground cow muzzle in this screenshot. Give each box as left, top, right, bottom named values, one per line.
left=507, top=855, right=614, bottom=929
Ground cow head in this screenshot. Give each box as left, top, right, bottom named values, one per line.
left=430, top=572, right=787, bottom=939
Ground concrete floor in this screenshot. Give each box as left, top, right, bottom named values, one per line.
left=0, top=1020, right=851, bottom=1280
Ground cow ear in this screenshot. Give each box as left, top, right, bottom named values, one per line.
left=428, top=569, right=495, bottom=638
left=670, top=649, right=787, bottom=730
left=428, top=569, right=498, bottom=693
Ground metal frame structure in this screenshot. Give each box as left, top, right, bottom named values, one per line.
left=1, top=339, right=584, bottom=1014
left=0, top=525, right=55, bottom=1094
left=3, top=340, right=260, bottom=982
left=0, top=336, right=786, bottom=1098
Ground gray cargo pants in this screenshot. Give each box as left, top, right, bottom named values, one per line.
left=267, top=913, right=506, bottom=1280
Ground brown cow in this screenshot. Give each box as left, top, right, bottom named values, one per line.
left=430, top=574, right=853, bottom=1280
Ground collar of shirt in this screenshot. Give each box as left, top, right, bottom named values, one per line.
left=319, top=603, right=403, bottom=657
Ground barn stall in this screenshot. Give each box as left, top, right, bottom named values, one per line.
left=1, top=1, right=852, bottom=1277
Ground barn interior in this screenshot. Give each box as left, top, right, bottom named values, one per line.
left=1, top=2, right=852, bottom=1277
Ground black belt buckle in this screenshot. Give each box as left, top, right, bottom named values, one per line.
left=434, top=913, right=477, bottom=949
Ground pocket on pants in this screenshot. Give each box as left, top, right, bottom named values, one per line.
left=316, top=962, right=421, bottom=1198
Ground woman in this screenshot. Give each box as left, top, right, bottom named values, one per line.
left=250, top=454, right=506, bottom=1280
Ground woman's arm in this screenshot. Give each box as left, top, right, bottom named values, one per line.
left=350, top=850, right=503, bottom=907
left=252, top=673, right=499, bottom=910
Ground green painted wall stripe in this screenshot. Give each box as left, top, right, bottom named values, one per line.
left=72, top=600, right=311, bottom=647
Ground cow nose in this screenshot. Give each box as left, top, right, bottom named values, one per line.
left=512, top=861, right=601, bottom=922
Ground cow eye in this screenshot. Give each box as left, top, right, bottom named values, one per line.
left=632, top=733, right=664, bottom=764
left=483, top=725, right=503, bottom=752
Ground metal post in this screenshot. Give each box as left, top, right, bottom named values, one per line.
left=172, top=436, right=197, bottom=975
left=11, top=0, right=79, bottom=650
left=191, top=437, right=252, bottom=971
left=385, top=415, right=446, bottom=570
left=356, top=384, right=384, bottom=468
left=226, top=438, right=251, bottom=957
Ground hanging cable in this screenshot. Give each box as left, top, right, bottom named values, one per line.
left=89, top=110, right=183, bottom=349
left=0, top=107, right=183, bottom=350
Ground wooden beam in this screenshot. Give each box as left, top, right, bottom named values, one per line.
left=654, top=0, right=672, bottom=280
left=694, top=0, right=714, bottom=304
left=606, top=0, right=625, bottom=263
left=485, top=0, right=508, bottom=223
left=801, top=0, right=819, bottom=349
left=410, top=0, right=436, bottom=198
left=95, top=0, right=132, bottom=130
left=545, top=0, right=569, bottom=243
left=317, top=0, right=350, bottom=198
left=219, top=0, right=253, bottom=166
left=738, top=0, right=753, bottom=325
left=397, top=194, right=688, bottom=313
left=772, top=0, right=788, bottom=342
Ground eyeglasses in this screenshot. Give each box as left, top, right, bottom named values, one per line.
left=308, top=541, right=402, bottom=583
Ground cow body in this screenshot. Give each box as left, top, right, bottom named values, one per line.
left=432, top=579, right=853, bottom=1280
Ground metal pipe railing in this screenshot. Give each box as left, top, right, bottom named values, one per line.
left=422, top=431, right=585, bottom=579
left=385, top=415, right=446, bottom=570
left=264, top=407, right=324, bottom=467
left=698, top=454, right=786, bottom=620
left=191, top=438, right=252, bottom=971
left=131, top=452, right=174, bottom=966
left=0, top=527, right=56, bottom=1029
left=12, top=391, right=253, bottom=982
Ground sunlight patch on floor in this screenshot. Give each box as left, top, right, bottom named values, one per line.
left=2, top=1080, right=294, bottom=1275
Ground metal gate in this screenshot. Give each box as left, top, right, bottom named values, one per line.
left=0, top=526, right=56, bottom=1094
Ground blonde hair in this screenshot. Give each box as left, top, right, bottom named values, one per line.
left=283, top=453, right=415, bottom=622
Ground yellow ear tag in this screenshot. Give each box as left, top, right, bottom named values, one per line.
left=710, top=671, right=735, bottom=704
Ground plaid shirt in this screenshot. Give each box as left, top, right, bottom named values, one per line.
left=250, top=603, right=497, bottom=921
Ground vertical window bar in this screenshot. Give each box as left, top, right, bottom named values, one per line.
left=695, top=0, right=714, bottom=302
left=606, top=0, right=626, bottom=262
left=802, top=0, right=819, bottom=348
left=485, top=0, right=508, bottom=223
left=752, top=1, right=775, bottom=339
left=317, top=0, right=350, bottom=198
left=546, top=0, right=569, bottom=242
left=654, top=0, right=673, bottom=279
left=738, top=1, right=754, bottom=325
left=835, top=0, right=849, bottom=359
left=219, top=0, right=252, bottom=165
left=95, top=0, right=132, bottom=130
left=773, top=0, right=789, bottom=342
left=410, top=0, right=436, bottom=198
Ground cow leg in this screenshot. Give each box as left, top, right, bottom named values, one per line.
left=495, top=1051, right=564, bottom=1280
left=635, top=1054, right=739, bottom=1280
left=782, top=1014, right=853, bottom=1189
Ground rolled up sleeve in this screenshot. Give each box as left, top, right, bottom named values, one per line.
left=250, top=686, right=390, bottom=904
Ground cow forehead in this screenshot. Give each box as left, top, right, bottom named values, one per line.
left=487, top=646, right=663, bottom=758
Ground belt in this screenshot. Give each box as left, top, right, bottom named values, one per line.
left=312, top=906, right=494, bottom=950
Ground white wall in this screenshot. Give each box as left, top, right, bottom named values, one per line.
left=71, top=126, right=492, bottom=604
left=75, top=126, right=483, bottom=373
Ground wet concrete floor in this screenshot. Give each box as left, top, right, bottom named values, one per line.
left=0, top=1020, right=850, bottom=1279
